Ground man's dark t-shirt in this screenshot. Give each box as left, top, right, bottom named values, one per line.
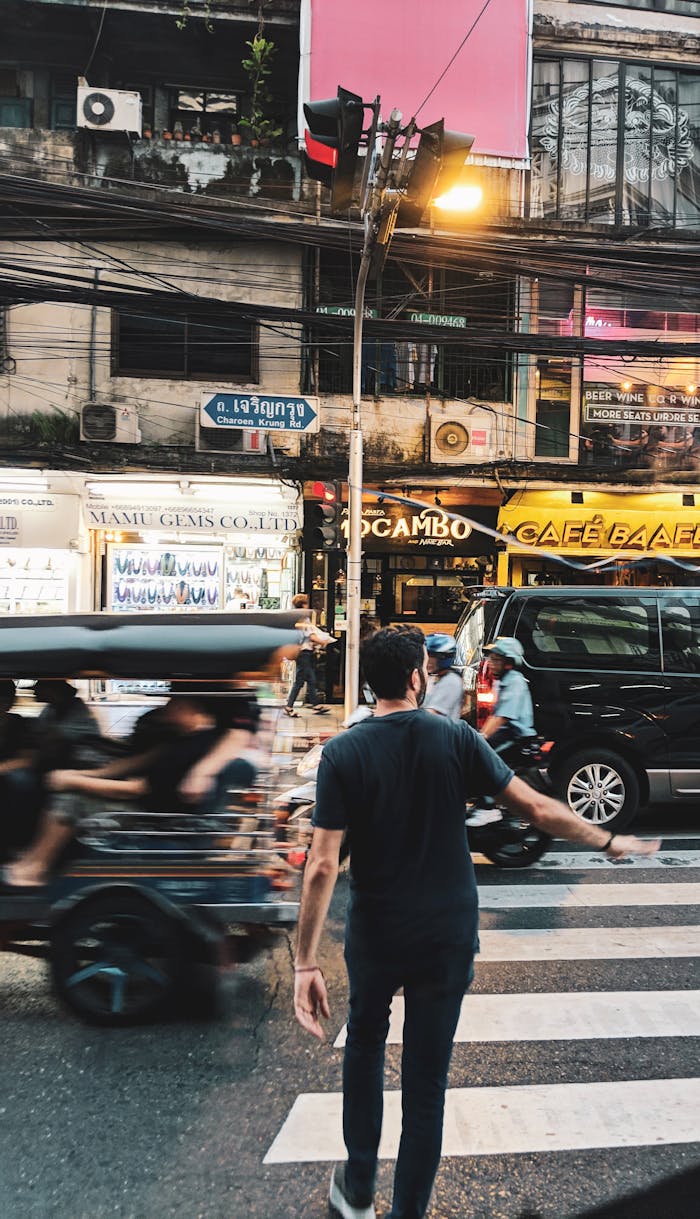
left=313, top=709, right=512, bottom=946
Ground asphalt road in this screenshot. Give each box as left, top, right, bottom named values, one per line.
left=1, top=809, right=699, bottom=1219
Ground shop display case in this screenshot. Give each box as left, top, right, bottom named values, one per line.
left=108, top=545, right=223, bottom=612
left=107, top=543, right=292, bottom=613
left=0, top=549, right=70, bottom=614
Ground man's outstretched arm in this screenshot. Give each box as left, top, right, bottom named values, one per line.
left=500, top=775, right=660, bottom=859
left=294, top=826, right=343, bottom=1039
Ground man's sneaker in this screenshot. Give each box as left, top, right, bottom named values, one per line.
left=465, top=807, right=503, bottom=827
left=329, top=1163, right=375, bottom=1219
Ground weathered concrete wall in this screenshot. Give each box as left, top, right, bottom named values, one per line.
left=535, top=1, right=700, bottom=61
left=305, top=396, right=516, bottom=468
left=0, top=238, right=304, bottom=455
left=0, top=127, right=303, bottom=201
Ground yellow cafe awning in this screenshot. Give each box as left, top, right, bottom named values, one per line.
left=497, top=490, right=700, bottom=557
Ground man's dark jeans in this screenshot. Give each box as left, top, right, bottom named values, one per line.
left=286, top=649, right=321, bottom=708
left=343, top=927, right=476, bottom=1219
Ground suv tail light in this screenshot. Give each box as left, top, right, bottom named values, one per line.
left=475, top=657, right=497, bottom=730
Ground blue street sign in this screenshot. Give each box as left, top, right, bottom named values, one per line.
left=200, top=392, right=320, bottom=434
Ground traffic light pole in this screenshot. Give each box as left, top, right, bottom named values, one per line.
left=344, top=110, right=402, bottom=719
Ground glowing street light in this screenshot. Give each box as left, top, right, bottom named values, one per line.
left=433, top=183, right=483, bottom=211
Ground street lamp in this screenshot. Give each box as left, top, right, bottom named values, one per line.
left=303, top=90, right=475, bottom=716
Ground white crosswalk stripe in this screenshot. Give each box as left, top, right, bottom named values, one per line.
left=472, top=848, right=700, bottom=868
left=264, top=1078, right=700, bottom=1163
left=478, top=881, right=700, bottom=907
left=334, top=989, right=700, bottom=1047
left=265, top=848, right=700, bottom=1170
left=478, top=924, right=700, bottom=960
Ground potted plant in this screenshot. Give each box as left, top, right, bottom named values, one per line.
left=238, top=34, right=283, bottom=147
left=230, top=123, right=242, bottom=147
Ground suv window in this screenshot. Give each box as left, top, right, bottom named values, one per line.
left=455, top=597, right=504, bottom=667
left=516, top=595, right=660, bottom=671
left=661, top=595, right=700, bottom=673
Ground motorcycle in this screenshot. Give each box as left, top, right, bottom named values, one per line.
left=276, top=725, right=554, bottom=870
left=465, top=736, right=554, bottom=868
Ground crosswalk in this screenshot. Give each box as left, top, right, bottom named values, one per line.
left=264, top=832, right=700, bottom=1204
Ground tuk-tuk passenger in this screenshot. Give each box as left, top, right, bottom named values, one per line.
left=5, top=685, right=259, bottom=888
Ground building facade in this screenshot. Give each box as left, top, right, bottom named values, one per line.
left=0, top=1, right=698, bottom=677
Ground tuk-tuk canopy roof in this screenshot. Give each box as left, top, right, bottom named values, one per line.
left=0, top=612, right=305, bottom=679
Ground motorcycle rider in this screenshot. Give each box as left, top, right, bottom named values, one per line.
left=470, top=637, right=536, bottom=824
left=424, top=634, right=464, bottom=722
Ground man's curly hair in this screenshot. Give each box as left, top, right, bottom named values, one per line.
left=360, top=626, right=426, bottom=700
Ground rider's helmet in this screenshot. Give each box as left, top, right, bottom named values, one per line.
left=483, top=636, right=525, bottom=668
left=425, top=633, right=458, bottom=672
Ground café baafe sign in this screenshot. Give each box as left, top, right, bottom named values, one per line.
left=342, top=504, right=477, bottom=551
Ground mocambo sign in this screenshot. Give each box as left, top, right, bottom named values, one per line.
left=342, top=506, right=473, bottom=549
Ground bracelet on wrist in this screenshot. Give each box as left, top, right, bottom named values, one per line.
left=599, top=832, right=616, bottom=852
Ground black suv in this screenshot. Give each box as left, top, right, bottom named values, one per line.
left=454, top=586, right=700, bottom=831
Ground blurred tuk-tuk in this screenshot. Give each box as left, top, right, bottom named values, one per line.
left=0, top=612, right=304, bottom=1025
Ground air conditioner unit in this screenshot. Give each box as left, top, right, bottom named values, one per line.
left=196, top=421, right=266, bottom=455
left=429, top=403, right=510, bottom=465
left=80, top=403, right=141, bottom=444
left=77, top=86, right=142, bottom=134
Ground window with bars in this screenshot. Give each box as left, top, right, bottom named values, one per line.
left=113, top=309, right=258, bottom=381
left=311, top=252, right=514, bottom=401
left=530, top=57, right=700, bottom=227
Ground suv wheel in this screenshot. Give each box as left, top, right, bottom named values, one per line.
left=556, top=749, right=639, bottom=833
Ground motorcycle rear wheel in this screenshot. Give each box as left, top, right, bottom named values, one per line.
left=479, top=821, right=552, bottom=869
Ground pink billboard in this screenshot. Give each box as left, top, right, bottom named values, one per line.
left=299, top=0, right=532, bottom=162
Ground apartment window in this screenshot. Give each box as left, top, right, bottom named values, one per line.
left=313, top=251, right=513, bottom=400
left=50, top=73, right=77, bottom=130
left=169, top=88, right=239, bottom=139
left=0, top=68, right=31, bottom=128
left=114, top=309, right=258, bottom=381
left=530, top=58, right=700, bottom=227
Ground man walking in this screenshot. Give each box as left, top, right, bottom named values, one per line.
left=293, top=626, right=659, bottom=1219
left=284, top=593, right=333, bottom=717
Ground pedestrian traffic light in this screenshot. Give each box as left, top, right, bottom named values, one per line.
left=304, top=86, right=365, bottom=213
left=396, top=120, right=475, bottom=228
left=305, top=481, right=344, bottom=551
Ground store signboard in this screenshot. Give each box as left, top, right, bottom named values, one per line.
left=584, top=385, right=700, bottom=427
left=500, top=499, right=700, bottom=555
left=200, top=392, right=320, bottom=434
left=341, top=504, right=497, bottom=553
left=0, top=492, right=81, bottom=548
left=85, top=499, right=301, bottom=535
left=302, top=0, right=531, bottom=162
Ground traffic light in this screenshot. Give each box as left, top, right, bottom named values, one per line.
left=304, top=86, right=364, bottom=213
left=305, top=481, right=344, bottom=551
left=396, top=120, right=475, bottom=228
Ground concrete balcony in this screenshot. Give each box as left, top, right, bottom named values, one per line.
left=0, top=126, right=303, bottom=203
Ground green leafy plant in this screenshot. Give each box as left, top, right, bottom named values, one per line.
left=176, top=1, right=213, bottom=34
left=238, top=34, right=283, bottom=144
left=28, top=407, right=79, bottom=447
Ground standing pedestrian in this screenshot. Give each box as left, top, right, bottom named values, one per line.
left=293, top=626, right=660, bottom=1219
left=285, top=593, right=333, bottom=717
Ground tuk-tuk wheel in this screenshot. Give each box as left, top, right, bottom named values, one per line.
left=50, top=890, right=181, bottom=1026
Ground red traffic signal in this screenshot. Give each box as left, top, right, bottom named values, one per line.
left=304, top=86, right=364, bottom=213
left=396, top=121, right=475, bottom=228
left=310, top=480, right=337, bottom=503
